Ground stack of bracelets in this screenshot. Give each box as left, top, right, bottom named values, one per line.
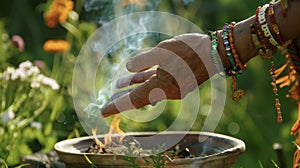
left=210, top=0, right=300, bottom=166
left=209, top=1, right=300, bottom=126
left=209, top=22, right=247, bottom=102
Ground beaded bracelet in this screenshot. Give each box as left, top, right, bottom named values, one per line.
left=220, top=23, right=245, bottom=101
left=208, top=31, right=226, bottom=77
left=268, top=2, right=286, bottom=47
left=258, top=4, right=282, bottom=50
left=228, top=22, right=246, bottom=70
left=255, top=6, right=274, bottom=59
left=221, top=23, right=237, bottom=72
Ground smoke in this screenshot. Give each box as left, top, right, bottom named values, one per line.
left=83, top=0, right=161, bottom=26
left=73, top=0, right=227, bottom=141
left=78, top=0, right=164, bottom=134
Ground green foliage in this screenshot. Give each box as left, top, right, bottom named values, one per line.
left=0, top=60, right=60, bottom=165
left=0, top=0, right=96, bottom=166
left=0, top=21, right=19, bottom=71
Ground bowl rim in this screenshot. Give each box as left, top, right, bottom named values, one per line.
left=54, top=131, right=246, bottom=158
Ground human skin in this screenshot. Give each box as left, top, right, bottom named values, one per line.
left=102, top=0, right=300, bottom=117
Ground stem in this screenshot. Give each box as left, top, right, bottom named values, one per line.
left=17, top=91, right=50, bottom=129
left=61, top=21, right=83, bottom=46
left=0, top=78, right=6, bottom=112
left=10, top=93, right=27, bottom=112
left=74, top=0, right=84, bottom=14
left=51, top=53, right=61, bottom=80
left=0, top=158, right=8, bottom=168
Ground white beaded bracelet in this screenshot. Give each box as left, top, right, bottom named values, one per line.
left=258, top=4, right=283, bottom=49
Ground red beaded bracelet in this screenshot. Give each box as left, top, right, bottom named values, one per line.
left=259, top=4, right=282, bottom=50
left=268, top=2, right=286, bottom=47
left=255, top=6, right=274, bottom=59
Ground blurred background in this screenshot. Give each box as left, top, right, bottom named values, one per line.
left=0, top=0, right=297, bottom=167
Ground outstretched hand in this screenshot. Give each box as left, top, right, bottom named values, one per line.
left=102, top=33, right=217, bottom=117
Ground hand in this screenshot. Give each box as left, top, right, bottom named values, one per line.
left=101, top=33, right=217, bottom=117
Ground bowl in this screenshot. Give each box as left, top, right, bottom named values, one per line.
left=54, top=131, right=245, bottom=168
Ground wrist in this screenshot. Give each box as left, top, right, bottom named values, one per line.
left=216, top=29, right=231, bottom=70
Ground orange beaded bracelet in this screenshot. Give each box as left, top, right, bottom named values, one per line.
left=228, top=22, right=247, bottom=70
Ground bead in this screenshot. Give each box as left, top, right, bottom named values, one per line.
left=275, top=98, right=281, bottom=106
left=222, top=23, right=236, bottom=71
left=224, top=41, right=230, bottom=46
left=209, top=31, right=226, bottom=77
left=277, top=117, right=282, bottom=123
left=228, top=22, right=246, bottom=70
left=268, top=2, right=286, bottom=47
left=232, top=89, right=245, bottom=102
left=258, top=4, right=268, bottom=24
left=258, top=4, right=282, bottom=49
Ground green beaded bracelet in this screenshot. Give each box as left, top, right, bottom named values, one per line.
left=209, top=31, right=226, bottom=77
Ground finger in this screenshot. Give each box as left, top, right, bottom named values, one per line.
left=129, top=77, right=167, bottom=108
left=127, top=47, right=167, bottom=72
left=110, top=89, right=133, bottom=100
left=101, top=93, right=133, bottom=117
left=115, top=70, right=156, bottom=88
left=101, top=77, right=166, bottom=117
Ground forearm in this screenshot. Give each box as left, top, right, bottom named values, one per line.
left=217, top=0, right=300, bottom=69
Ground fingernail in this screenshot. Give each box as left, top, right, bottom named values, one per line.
left=126, top=61, right=132, bottom=70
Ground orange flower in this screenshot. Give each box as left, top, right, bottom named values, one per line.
left=121, top=0, right=147, bottom=7
left=45, top=0, right=74, bottom=28
left=43, top=40, right=70, bottom=53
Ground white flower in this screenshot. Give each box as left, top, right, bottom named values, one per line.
left=30, top=81, right=41, bottom=88
left=50, top=82, right=60, bottom=90
left=2, top=72, right=9, bottom=81
left=2, top=67, right=15, bottom=81
left=1, top=109, right=15, bottom=123
left=41, top=76, right=60, bottom=90
left=11, top=68, right=27, bottom=81
left=34, top=74, right=59, bottom=90
left=36, top=74, right=45, bottom=82
left=30, top=121, right=42, bottom=130
left=19, top=60, right=33, bottom=70
left=6, top=67, right=15, bottom=75
left=27, top=66, right=40, bottom=76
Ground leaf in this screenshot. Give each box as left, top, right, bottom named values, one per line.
left=271, top=160, right=280, bottom=168
left=293, top=141, right=300, bottom=150
left=0, top=158, right=8, bottom=168
left=14, top=163, right=30, bottom=168
left=258, top=160, right=264, bottom=168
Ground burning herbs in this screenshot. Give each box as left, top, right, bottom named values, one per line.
left=88, top=116, right=126, bottom=153
left=87, top=115, right=152, bottom=156
left=87, top=115, right=195, bottom=161
left=86, top=115, right=195, bottom=168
